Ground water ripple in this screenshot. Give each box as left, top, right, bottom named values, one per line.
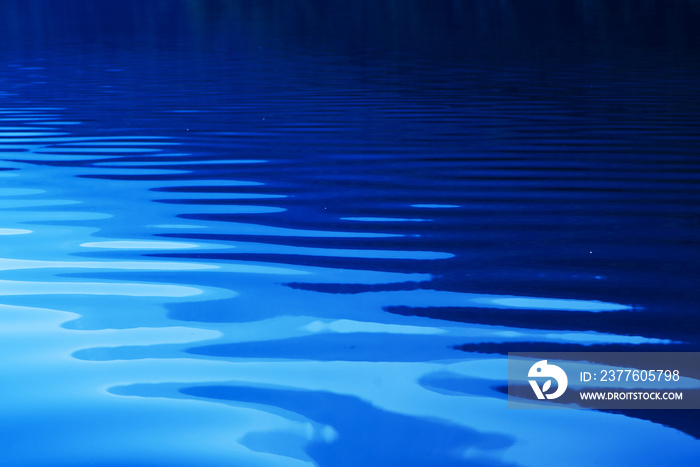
left=1, top=6, right=699, bottom=463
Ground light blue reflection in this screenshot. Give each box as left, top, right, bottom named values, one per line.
left=2, top=211, right=112, bottom=221
left=486, top=297, right=632, bottom=312
left=0, top=258, right=218, bottom=272
left=0, top=199, right=81, bottom=208
left=0, top=279, right=205, bottom=297
left=543, top=332, right=673, bottom=345
left=0, top=229, right=32, bottom=235
left=0, top=188, right=46, bottom=196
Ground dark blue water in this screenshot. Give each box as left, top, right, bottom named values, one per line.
left=1, top=1, right=699, bottom=465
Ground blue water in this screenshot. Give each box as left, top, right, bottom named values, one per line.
left=1, top=1, right=699, bottom=465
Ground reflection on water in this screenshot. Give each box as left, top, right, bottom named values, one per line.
left=1, top=1, right=700, bottom=465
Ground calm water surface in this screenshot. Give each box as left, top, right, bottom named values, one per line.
left=1, top=1, right=699, bottom=465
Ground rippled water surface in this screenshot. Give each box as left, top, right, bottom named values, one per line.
left=1, top=1, right=700, bottom=465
